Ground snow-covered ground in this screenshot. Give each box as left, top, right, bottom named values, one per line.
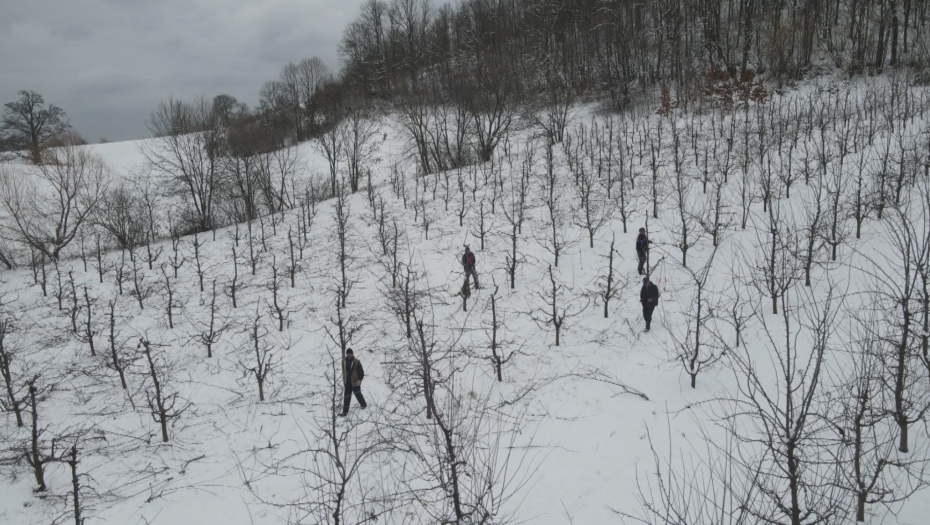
left=2, top=75, right=930, bottom=524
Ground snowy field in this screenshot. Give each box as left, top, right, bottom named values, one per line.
left=2, top=74, right=930, bottom=524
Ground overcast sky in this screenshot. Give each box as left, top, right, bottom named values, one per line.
left=0, top=0, right=366, bottom=142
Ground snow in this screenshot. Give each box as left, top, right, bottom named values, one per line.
left=1, top=75, right=930, bottom=524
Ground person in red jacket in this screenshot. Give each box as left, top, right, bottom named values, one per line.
left=462, top=245, right=479, bottom=289
left=640, top=277, right=660, bottom=331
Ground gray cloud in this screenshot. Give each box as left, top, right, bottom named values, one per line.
left=0, top=0, right=364, bottom=141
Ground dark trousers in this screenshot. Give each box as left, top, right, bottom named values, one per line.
left=464, top=265, right=479, bottom=288
left=343, top=384, right=367, bottom=414
left=637, top=253, right=647, bottom=275
left=643, top=306, right=655, bottom=329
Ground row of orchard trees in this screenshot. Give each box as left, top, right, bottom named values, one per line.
left=383, top=69, right=930, bottom=523
left=615, top=76, right=930, bottom=522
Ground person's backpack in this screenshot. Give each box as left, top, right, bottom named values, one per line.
left=465, top=252, right=476, bottom=267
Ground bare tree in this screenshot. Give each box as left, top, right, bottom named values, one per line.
left=266, top=256, right=294, bottom=332
left=1, top=90, right=71, bottom=164
left=11, top=379, right=63, bottom=491
left=669, top=247, right=723, bottom=388
left=0, top=318, right=24, bottom=427
left=94, top=181, right=147, bottom=252
left=259, top=351, right=386, bottom=523
left=105, top=299, right=131, bottom=391
left=725, top=286, right=846, bottom=525
left=832, top=312, right=930, bottom=522
left=343, top=103, right=379, bottom=193
left=297, top=56, right=329, bottom=134
left=530, top=265, right=587, bottom=346
left=667, top=127, right=705, bottom=267
left=0, top=138, right=108, bottom=259
left=536, top=142, right=578, bottom=267
left=597, top=236, right=626, bottom=318
left=238, top=306, right=283, bottom=402
left=138, top=337, right=187, bottom=443
left=749, top=199, right=801, bottom=315
left=79, top=286, right=97, bottom=357
left=534, top=79, right=573, bottom=144
left=568, top=130, right=613, bottom=248
left=193, top=280, right=229, bottom=359
left=315, top=109, right=346, bottom=198
left=141, top=97, right=222, bottom=233
left=855, top=201, right=930, bottom=453
left=129, top=255, right=153, bottom=311
left=332, top=187, right=357, bottom=308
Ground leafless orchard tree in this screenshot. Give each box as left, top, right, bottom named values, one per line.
left=332, top=186, right=358, bottom=308
left=853, top=195, right=930, bottom=453
left=1, top=378, right=75, bottom=492
left=530, top=264, right=587, bottom=347
left=138, top=337, right=188, bottom=443
left=723, top=286, right=847, bottom=525
left=191, top=280, right=229, bottom=358
left=266, top=256, right=295, bottom=332
left=129, top=254, right=154, bottom=311
left=822, top=161, right=852, bottom=262
left=567, top=126, right=613, bottom=249
left=668, top=247, right=723, bottom=389
left=831, top=312, right=930, bottom=522
left=667, top=124, right=706, bottom=267
left=0, top=318, right=24, bottom=427
left=470, top=199, right=492, bottom=252
left=259, top=352, right=388, bottom=523
left=610, top=117, right=637, bottom=234
left=794, top=178, right=828, bottom=287
left=616, top=420, right=754, bottom=525
left=0, top=139, right=108, bottom=260
left=78, top=286, right=98, bottom=357
left=477, top=284, right=519, bottom=382
left=749, top=198, right=802, bottom=315
left=536, top=142, right=578, bottom=268
left=104, top=299, right=132, bottom=392
left=238, top=305, right=288, bottom=402
left=383, top=271, right=441, bottom=419
left=386, top=367, right=534, bottom=524
left=596, top=236, right=627, bottom=319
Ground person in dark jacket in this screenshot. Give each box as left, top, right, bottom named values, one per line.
left=462, top=245, right=480, bottom=289
left=636, top=228, right=650, bottom=275
left=340, top=348, right=367, bottom=416
left=640, top=277, right=660, bottom=331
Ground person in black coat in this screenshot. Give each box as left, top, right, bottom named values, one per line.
left=340, top=348, right=367, bottom=416
left=635, top=228, right=650, bottom=275
left=640, top=277, right=660, bottom=331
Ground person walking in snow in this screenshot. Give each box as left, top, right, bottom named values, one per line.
left=640, top=277, right=660, bottom=332
left=340, top=348, right=367, bottom=416
left=462, top=245, right=480, bottom=289
left=636, top=228, right=650, bottom=275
